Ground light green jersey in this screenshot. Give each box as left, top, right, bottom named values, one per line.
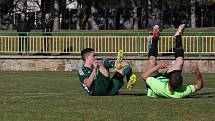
left=146, top=76, right=195, bottom=98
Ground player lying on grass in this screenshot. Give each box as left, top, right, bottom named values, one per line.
left=142, top=24, right=204, bottom=98
left=78, top=48, right=137, bottom=96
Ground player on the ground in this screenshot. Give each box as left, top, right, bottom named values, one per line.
left=142, top=24, right=203, bottom=98
left=78, top=48, right=136, bottom=96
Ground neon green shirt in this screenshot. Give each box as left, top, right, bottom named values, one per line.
left=146, top=76, right=195, bottom=98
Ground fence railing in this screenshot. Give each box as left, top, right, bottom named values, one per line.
left=0, top=32, right=214, bottom=55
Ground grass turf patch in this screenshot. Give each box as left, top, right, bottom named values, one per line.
left=0, top=71, right=214, bottom=121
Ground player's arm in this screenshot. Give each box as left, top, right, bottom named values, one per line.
left=97, top=61, right=109, bottom=77
left=83, top=68, right=97, bottom=88
left=191, top=64, right=203, bottom=92
left=142, top=65, right=159, bottom=81
left=142, top=61, right=168, bottom=80
left=83, top=61, right=99, bottom=88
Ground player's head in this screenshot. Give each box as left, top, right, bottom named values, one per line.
left=81, top=48, right=96, bottom=63
left=169, top=71, right=183, bottom=90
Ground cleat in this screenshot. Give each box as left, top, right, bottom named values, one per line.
left=116, top=63, right=123, bottom=70
left=174, top=24, right=185, bottom=37
left=127, top=74, right=137, bottom=91
left=116, top=50, right=123, bottom=70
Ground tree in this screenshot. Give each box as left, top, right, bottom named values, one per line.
left=0, top=0, right=15, bottom=29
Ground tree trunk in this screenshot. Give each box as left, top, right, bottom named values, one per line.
left=76, top=1, right=81, bottom=30
left=54, top=0, right=59, bottom=30
left=133, top=0, right=138, bottom=30
left=147, top=0, right=152, bottom=29
left=191, top=0, right=196, bottom=28
left=91, top=2, right=98, bottom=30
left=147, top=0, right=152, bottom=15
left=0, top=6, right=1, bottom=29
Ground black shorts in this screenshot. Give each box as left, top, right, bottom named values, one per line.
left=163, top=70, right=182, bottom=79
left=150, top=70, right=182, bottom=78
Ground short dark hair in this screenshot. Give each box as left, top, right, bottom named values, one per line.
left=169, top=71, right=183, bottom=90
left=81, top=48, right=94, bottom=61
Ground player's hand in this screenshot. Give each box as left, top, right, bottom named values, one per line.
left=157, top=61, right=169, bottom=69
left=93, top=60, right=100, bottom=69
left=190, top=63, right=200, bottom=75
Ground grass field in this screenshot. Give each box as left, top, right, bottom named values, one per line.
left=0, top=71, right=214, bottom=121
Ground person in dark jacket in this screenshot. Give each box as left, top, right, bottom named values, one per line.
left=17, top=13, right=30, bottom=55
left=42, top=13, right=54, bottom=54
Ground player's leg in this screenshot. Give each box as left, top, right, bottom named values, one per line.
left=142, top=25, right=160, bottom=77
left=107, top=63, right=125, bottom=96
left=116, top=49, right=137, bottom=90
left=106, top=50, right=125, bottom=95
left=107, top=71, right=124, bottom=96
left=120, top=61, right=137, bottom=91
left=91, top=74, right=110, bottom=96
left=115, top=50, right=137, bottom=90
left=167, top=24, right=185, bottom=73
left=142, top=25, right=160, bottom=96
left=107, top=49, right=138, bottom=94
left=107, top=61, right=136, bottom=95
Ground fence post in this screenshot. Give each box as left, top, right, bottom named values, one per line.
left=26, top=32, right=29, bottom=55
left=137, top=32, right=140, bottom=56
left=198, top=32, right=202, bottom=57
left=80, top=32, right=84, bottom=52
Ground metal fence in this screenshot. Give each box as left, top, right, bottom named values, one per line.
left=0, top=32, right=214, bottom=55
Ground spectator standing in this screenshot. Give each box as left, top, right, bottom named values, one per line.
left=42, top=13, right=54, bottom=54
left=17, top=13, right=30, bottom=55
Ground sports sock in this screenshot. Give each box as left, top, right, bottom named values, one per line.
left=175, top=35, right=184, bottom=58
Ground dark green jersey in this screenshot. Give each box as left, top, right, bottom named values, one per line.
left=78, top=66, right=109, bottom=96
left=78, top=66, right=93, bottom=94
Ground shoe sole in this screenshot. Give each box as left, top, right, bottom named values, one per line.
left=127, top=74, right=137, bottom=90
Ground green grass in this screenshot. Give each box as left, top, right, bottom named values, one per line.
left=0, top=71, right=214, bottom=121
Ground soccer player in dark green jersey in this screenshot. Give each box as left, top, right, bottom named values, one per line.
left=78, top=48, right=136, bottom=96
left=142, top=24, right=204, bottom=98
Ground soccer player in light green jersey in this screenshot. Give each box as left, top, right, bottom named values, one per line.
left=142, top=24, right=203, bottom=98
left=78, top=48, right=136, bottom=96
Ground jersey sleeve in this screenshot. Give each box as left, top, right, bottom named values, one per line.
left=78, top=69, right=88, bottom=83
left=175, top=85, right=195, bottom=98
left=78, top=68, right=91, bottom=94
